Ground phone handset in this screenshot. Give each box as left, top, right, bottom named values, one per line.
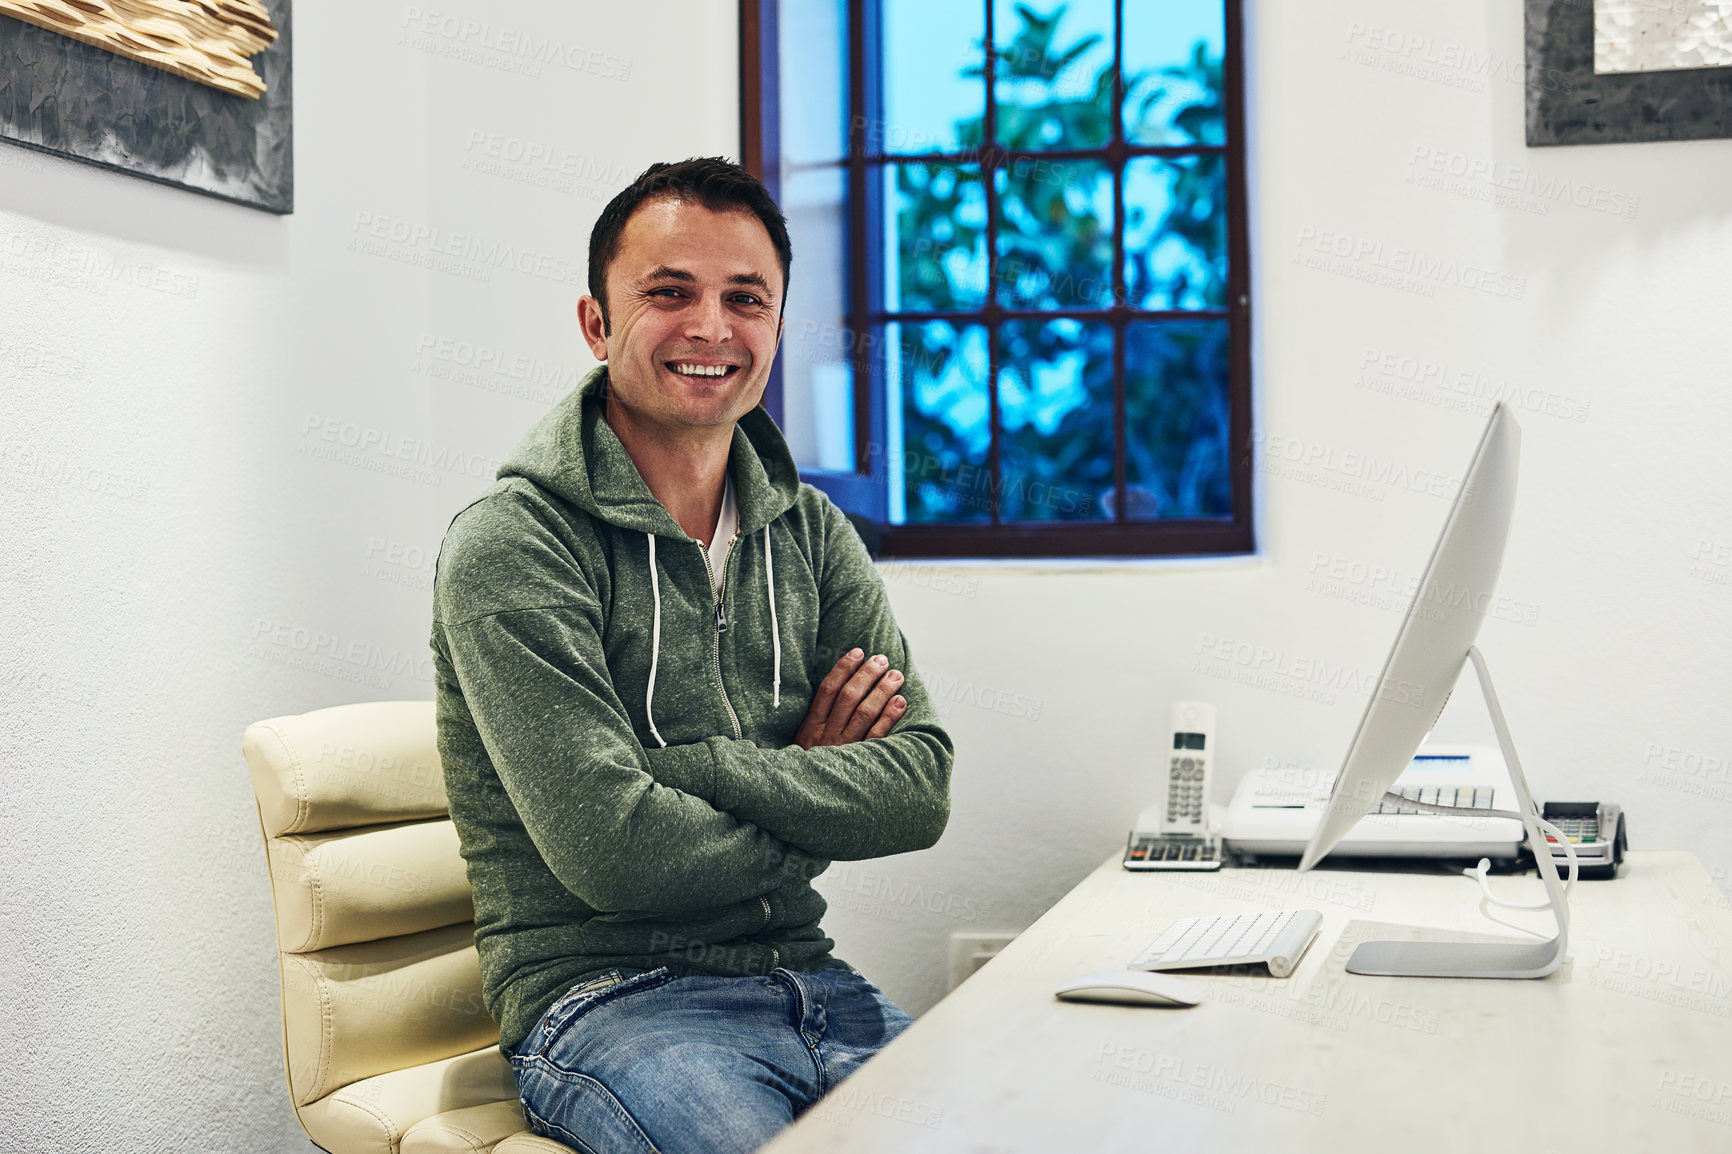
left=1162, top=701, right=1216, bottom=836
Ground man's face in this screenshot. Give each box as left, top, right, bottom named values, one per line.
left=579, top=196, right=784, bottom=436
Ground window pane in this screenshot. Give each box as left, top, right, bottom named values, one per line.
left=999, top=319, right=1114, bottom=523
left=1124, top=155, right=1228, bottom=310
left=882, top=0, right=986, bottom=155
left=993, top=0, right=1114, bottom=150
left=995, top=159, right=1114, bottom=309
left=892, top=322, right=991, bottom=524
left=1123, top=320, right=1231, bottom=520
left=780, top=166, right=854, bottom=472
left=780, top=0, right=848, bottom=166
left=887, top=163, right=987, bottom=312
left=1124, top=0, right=1225, bottom=146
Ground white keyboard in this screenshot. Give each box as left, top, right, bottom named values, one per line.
left=1130, top=909, right=1324, bottom=978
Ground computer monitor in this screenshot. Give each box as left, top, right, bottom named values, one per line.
left=1297, top=403, right=1569, bottom=979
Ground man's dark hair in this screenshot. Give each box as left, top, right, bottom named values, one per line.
left=588, top=157, right=792, bottom=331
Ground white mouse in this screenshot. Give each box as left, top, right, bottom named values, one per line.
left=1053, top=970, right=1203, bottom=1007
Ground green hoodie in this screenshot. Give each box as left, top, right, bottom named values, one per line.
left=431, top=367, right=954, bottom=1053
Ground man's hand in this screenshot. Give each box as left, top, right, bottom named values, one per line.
left=793, top=648, right=908, bottom=750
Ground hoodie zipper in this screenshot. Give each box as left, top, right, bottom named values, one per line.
left=759, top=896, right=778, bottom=968
left=699, top=536, right=743, bottom=741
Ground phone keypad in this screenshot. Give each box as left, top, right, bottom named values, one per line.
left=1167, top=756, right=1207, bottom=824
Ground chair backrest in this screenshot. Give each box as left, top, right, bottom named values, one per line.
left=242, top=701, right=497, bottom=1112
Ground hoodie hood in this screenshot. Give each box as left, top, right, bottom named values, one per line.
left=498, top=365, right=802, bottom=538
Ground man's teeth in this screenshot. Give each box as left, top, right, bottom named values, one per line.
left=672, top=363, right=732, bottom=377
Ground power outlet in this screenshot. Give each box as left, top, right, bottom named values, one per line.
left=947, top=932, right=1016, bottom=991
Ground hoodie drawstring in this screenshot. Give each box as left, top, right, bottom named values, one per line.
left=643, top=524, right=781, bottom=743
left=644, top=532, right=667, bottom=749
left=764, top=526, right=780, bottom=708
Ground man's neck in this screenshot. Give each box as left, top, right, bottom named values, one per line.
left=603, top=394, right=732, bottom=545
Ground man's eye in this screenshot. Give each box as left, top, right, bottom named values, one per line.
left=731, top=294, right=763, bottom=307
left=649, top=287, right=682, bottom=298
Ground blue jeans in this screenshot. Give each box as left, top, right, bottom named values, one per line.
left=506, top=966, right=915, bottom=1154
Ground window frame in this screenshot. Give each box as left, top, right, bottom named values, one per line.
left=741, top=0, right=1253, bottom=558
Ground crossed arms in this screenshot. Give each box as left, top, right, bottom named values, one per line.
left=437, top=500, right=953, bottom=916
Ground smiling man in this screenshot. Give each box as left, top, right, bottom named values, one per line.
left=430, top=158, right=955, bottom=1154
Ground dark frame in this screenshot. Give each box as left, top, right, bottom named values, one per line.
left=1526, top=0, right=1732, bottom=147
left=0, top=0, right=293, bottom=213
left=743, top=0, right=1252, bottom=558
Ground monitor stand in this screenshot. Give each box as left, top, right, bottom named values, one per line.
left=1344, top=646, right=1569, bottom=979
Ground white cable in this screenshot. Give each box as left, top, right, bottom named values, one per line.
left=1464, top=815, right=1577, bottom=910
left=1374, top=790, right=1578, bottom=910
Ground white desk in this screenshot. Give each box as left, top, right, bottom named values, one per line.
left=763, top=851, right=1732, bottom=1154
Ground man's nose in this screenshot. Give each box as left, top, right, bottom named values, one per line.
left=683, top=293, right=732, bottom=343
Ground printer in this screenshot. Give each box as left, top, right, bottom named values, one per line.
left=1223, top=744, right=1526, bottom=862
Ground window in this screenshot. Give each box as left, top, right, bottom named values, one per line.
left=743, top=0, right=1250, bottom=557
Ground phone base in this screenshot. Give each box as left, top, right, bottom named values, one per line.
left=1123, top=833, right=1225, bottom=871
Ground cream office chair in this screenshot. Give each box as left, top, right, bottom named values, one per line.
left=243, top=701, right=574, bottom=1154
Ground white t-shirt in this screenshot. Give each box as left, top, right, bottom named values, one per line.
left=703, top=473, right=737, bottom=598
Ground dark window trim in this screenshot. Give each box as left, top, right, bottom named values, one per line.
left=739, top=0, right=784, bottom=429
left=741, top=0, right=1253, bottom=559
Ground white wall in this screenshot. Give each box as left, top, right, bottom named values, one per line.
left=4, top=1, right=1732, bottom=1149
left=817, top=0, right=1732, bottom=1015
left=0, top=4, right=737, bottom=1151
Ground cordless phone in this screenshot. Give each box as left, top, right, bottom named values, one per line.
left=1162, top=702, right=1216, bottom=834
left=1124, top=702, right=1223, bottom=871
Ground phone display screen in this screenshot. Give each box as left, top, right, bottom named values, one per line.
left=1174, top=733, right=1207, bottom=750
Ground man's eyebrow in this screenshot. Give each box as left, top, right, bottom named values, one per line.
left=726, top=272, right=774, bottom=295
left=635, top=266, right=775, bottom=297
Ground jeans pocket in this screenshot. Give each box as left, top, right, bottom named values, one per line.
left=539, top=966, right=678, bottom=1056
left=546, top=970, right=628, bottom=1020
left=516, top=1069, right=662, bottom=1154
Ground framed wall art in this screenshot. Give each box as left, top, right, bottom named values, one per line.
left=1528, top=0, right=1732, bottom=146
left=0, top=0, right=292, bottom=212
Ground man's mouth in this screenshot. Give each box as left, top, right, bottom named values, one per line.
left=667, top=361, right=741, bottom=379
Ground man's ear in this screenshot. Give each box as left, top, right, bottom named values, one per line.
left=577, top=295, right=610, bottom=360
